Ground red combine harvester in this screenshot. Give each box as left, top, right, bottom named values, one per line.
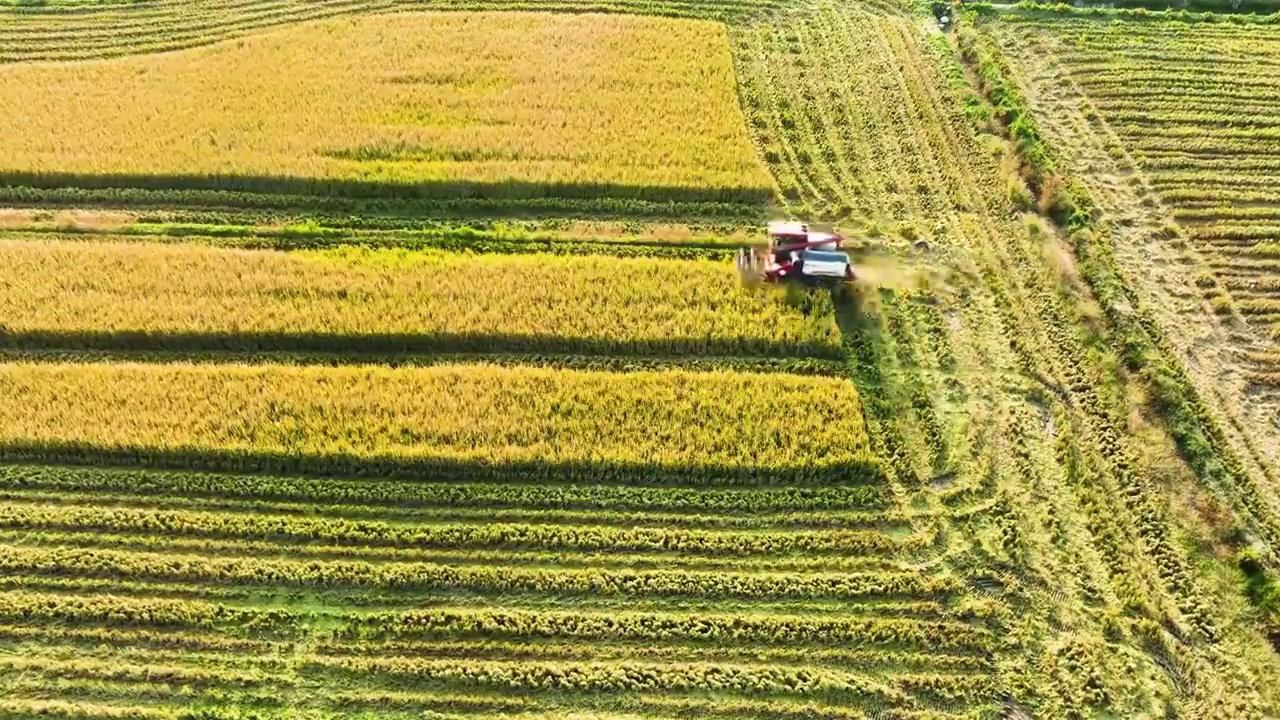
left=736, top=221, right=856, bottom=287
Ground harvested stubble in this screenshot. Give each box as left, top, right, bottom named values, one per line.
left=1000, top=15, right=1280, bottom=339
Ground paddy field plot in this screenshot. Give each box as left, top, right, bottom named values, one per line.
left=0, top=11, right=771, bottom=203
left=0, top=361, right=875, bottom=481
left=0, top=240, right=843, bottom=360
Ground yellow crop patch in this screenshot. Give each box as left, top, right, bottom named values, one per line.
left=0, top=240, right=843, bottom=358
left=0, top=12, right=770, bottom=199
left=0, top=362, right=873, bottom=477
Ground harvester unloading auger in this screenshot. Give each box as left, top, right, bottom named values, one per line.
left=736, top=221, right=856, bottom=288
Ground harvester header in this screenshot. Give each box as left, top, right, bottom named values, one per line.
left=737, top=221, right=856, bottom=287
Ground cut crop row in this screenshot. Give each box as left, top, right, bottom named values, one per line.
left=0, top=464, right=886, bottom=514
left=340, top=607, right=993, bottom=653
left=0, top=501, right=921, bottom=558
left=0, top=591, right=961, bottom=644
left=313, top=655, right=912, bottom=703
left=0, top=527, right=927, bottom=575
left=1007, top=14, right=1280, bottom=362
left=0, top=612, right=990, bottom=673
left=314, top=637, right=991, bottom=675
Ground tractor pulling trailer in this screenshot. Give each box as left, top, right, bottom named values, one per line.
left=736, top=222, right=856, bottom=287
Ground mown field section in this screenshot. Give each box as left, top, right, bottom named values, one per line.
left=998, top=17, right=1280, bottom=335
left=0, top=12, right=771, bottom=200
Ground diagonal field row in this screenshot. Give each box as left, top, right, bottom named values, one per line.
left=994, top=15, right=1280, bottom=349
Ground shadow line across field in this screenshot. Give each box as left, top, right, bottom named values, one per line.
left=0, top=442, right=885, bottom=488
left=0, top=329, right=843, bottom=362
left=0, top=171, right=772, bottom=206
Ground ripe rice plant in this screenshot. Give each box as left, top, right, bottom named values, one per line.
left=0, top=361, right=874, bottom=482
left=0, top=239, right=842, bottom=359
left=0, top=12, right=772, bottom=203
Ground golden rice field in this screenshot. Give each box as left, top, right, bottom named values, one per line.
left=0, top=362, right=874, bottom=478
left=0, top=11, right=771, bottom=201
left=0, top=1, right=1279, bottom=719
left=0, top=240, right=842, bottom=359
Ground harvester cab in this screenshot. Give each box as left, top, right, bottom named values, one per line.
left=736, top=221, right=856, bottom=287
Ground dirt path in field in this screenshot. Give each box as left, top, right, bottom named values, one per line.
left=999, top=29, right=1280, bottom=518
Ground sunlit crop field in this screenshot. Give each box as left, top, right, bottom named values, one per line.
left=1, top=1, right=1279, bottom=719
left=0, top=240, right=843, bottom=360
left=0, top=11, right=771, bottom=201
left=0, top=361, right=875, bottom=478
